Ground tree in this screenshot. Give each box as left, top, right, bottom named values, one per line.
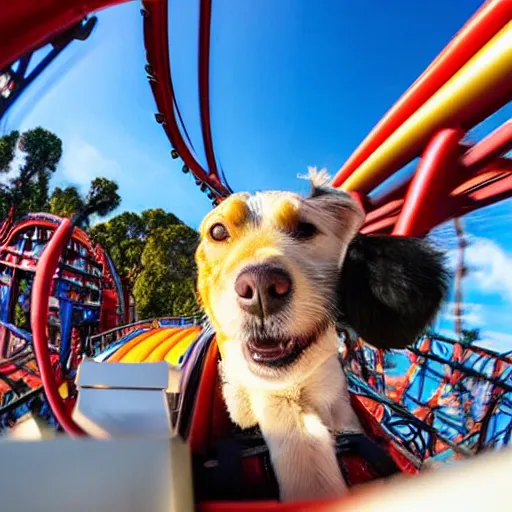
left=0, top=130, right=18, bottom=173
left=0, top=127, right=62, bottom=218
left=89, top=211, right=146, bottom=278
left=461, top=328, right=480, bottom=347
left=134, top=224, right=199, bottom=319
left=49, top=178, right=121, bottom=221
left=15, top=127, right=63, bottom=213
left=49, top=186, right=84, bottom=217
left=86, top=177, right=121, bottom=217
left=89, top=208, right=184, bottom=280
left=90, top=209, right=199, bottom=319
left=0, top=128, right=120, bottom=222
left=141, top=209, right=180, bottom=232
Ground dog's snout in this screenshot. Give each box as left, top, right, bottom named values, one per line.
left=235, top=265, right=292, bottom=317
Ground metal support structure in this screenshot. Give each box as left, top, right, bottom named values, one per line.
left=0, top=0, right=127, bottom=71
left=0, top=17, right=98, bottom=120
left=393, top=128, right=464, bottom=237
left=142, top=0, right=232, bottom=202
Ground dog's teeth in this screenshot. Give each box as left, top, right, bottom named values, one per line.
left=252, top=352, right=262, bottom=361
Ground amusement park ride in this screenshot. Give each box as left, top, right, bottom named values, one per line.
left=0, top=0, right=512, bottom=511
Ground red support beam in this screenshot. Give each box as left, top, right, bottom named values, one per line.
left=462, top=170, right=512, bottom=207
left=142, top=0, right=230, bottom=198
left=363, top=162, right=512, bottom=235
left=462, top=119, right=512, bottom=170
left=0, top=0, right=130, bottom=70
left=370, top=134, right=512, bottom=211
left=198, top=0, right=221, bottom=182
left=364, top=199, right=404, bottom=226
left=393, top=128, right=464, bottom=237
left=370, top=179, right=412, bottom=210
left=440, top=168, right=512, bottom=226
left=361, top=216, right=398, bottom=235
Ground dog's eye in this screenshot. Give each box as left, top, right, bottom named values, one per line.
left=209, top=223, right=229, bottom=242
left=293, top=221, right=318, bottom=240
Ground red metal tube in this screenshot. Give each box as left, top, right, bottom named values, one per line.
left=360, top=216, right=398, bottom=235
left=198, top=0, right=220, bottom=180
left=143, top=0, right=230, bottom=198
left=364, top=199, right=404, bottom=225
left=0, top=0, right=130, bottom=70
left=364, top=162, right=512, bottom=235
left=370, top=179, right=412, bottom=210
left=393, top=128, right=465, bottom=237
left=30, top=218, right=86, bottom=436
left=331, top=0, right=512, bottom=188
left=370, top=149, right=512, bottom=212
left=462, top=119, right=512, bottom=170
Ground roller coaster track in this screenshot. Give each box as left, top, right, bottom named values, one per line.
left=142, top=0, right=232, bottom=202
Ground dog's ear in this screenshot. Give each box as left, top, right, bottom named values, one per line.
left=306, top=185, right=365, bottom=247
left=338, top=234, right=450, bottom=350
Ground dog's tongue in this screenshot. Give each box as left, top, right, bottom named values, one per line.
left=248, top=338, right=295, bottom=362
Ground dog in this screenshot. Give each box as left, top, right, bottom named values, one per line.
left=195, top=169, right=448, bottom=502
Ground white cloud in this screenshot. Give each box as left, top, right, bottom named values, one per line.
left=440, top=301, right=484, bottom=327
left=474, top=330, right=512, bottom=354
left=433, top=327, right=512, bottom=355
left=447, top=236, right=512, bottom=304
left=59, top=138, right=121, bottom=191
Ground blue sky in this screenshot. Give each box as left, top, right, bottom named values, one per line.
left=2, top=0, right=512, bottom=352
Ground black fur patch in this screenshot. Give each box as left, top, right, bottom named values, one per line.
left=309, top=185, right=331, bottom=198
left=338, top=234, right=450, bottom=350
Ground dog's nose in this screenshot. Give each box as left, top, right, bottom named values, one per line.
left=235, top=265, right=292, bottom=316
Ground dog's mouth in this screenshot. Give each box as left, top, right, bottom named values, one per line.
left=245, top=337, right=300, bottom=366
left=242, top=321, right=330, bottom=367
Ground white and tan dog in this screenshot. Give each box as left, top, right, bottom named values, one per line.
left=195, top=170, right=448, bottom=502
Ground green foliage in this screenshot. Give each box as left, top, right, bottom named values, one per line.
left=49, top=186, right=84, bottom=217
left=14, top=303, right=28, bottom=330
left=0, top=128, right=120, bottom=222
left=134, top=224, right=199, bottom=319
left=86, top=177, right=121, bottom=217
left=89, top=211, right=146, bottom=278
left=18, top=127, right=62, bottom=174
left=141, top=209, right=180, bottom=232
left=90, top=209, right=199, bottom=319
left=461, top=328, right=480, bottom=346
left=15, top=127, right=63, bottom=213
left=49, top=178, right=120, bottom=222
left=0, top=130, right=19, bottom=173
